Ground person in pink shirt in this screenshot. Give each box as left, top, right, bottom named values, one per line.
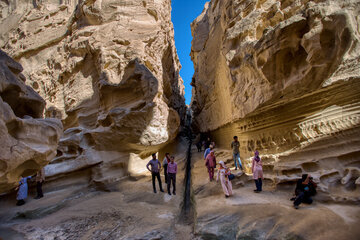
left=205, top=151, right=217, bottom=181
left=167, top=156, right=177, bottom=195
left=252, top=150, right=264, bottom=193
left=216, top=161, right=233, bottom=198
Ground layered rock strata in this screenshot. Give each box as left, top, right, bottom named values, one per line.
left=0, top=0, right=186, bottom=188
left=191, top=0, right=360, bottom=202
left=0, top=50, right=62, bottom=193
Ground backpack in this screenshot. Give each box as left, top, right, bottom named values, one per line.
left=228, top=174, right=235, bottom=181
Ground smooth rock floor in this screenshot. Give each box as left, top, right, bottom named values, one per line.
left=1, top=147, right=359, bottom=240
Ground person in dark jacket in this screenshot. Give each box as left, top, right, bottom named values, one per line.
left=196, top=141, right=202, bottom=152
left=162, top=153, right=170, bottom=184
left=204, top=137, right=211, bottom=150
left=293, top=174, right=317, bottom=209
left=35, top=168, right=45, bottom=199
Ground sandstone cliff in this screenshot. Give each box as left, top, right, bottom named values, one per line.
left=0, top=0, right=186, bottom=188
left=191, top=0, right=360, bottom=202
left=0, top=50, right=62, bottom=193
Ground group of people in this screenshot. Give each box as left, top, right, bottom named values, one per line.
left=196, top=137, right=215, bottom=152
left=201, top=135, right=316, bottom=209
left=17, top=137, right=316, bottom=210
left=146, top=153, right=177, bottom=195
left=15, top=168, right=45, bottom=206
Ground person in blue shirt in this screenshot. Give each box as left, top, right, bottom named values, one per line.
left=204, top=144, right=214, bottom=160
left=16, top=175, right=32, bottom=206
left=146, top=153, right=164, bottom=193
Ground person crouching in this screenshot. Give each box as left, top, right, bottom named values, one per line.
left=293, top=174, right=317, bottom=209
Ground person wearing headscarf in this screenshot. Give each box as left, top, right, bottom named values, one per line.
left=216, top=161, right=233, bottom=198
left=203, top=144, right=214, bottom=160
left=205, top=150, right=217, bottom=181
left=252, top=150, right=263, bottom=193
left=15, top=175, right=32, bottom=206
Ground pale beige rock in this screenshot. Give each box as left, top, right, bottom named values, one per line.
left=0, top=50, right=62, bottom=193
left=0, top=0, right=185, bottom=188
left=191, top=0, right=360, bottom=202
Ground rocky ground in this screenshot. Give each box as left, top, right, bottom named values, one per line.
left=192, top=150, right=360, bottom=240
left=1, top=146, right=359, bottom=240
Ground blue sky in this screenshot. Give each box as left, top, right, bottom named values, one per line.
left=171, top=0, right=208, bottom=105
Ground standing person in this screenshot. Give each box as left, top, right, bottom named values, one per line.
left=205, top=151, right=217, bottom=181
left=35, top=168, right=45, bottom=199
left=204, top=144, right=213, bottom=160
left=204, top=137, right=211, bottom=150
left=167, top=156, right=177, bottom=195
left=196, top=141, right=202, bottom=152
left=15, top=175, right=32, bottom=206
left=293, top=174, right=317, bottom=209
left=216, top=161, right=233, bottom=198
left=231, top=136, right=243, bottom=170
left=252, top=150, right=264, bottom=193
left=162, top=153, right=170, bottom=184
left=146, top=153, right=164, bottom=193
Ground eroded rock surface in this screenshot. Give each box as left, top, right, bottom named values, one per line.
left=0, top=0, right=186, bottom=187
left=0, top=50, right=62, bottom=193
left=191, top=0, right=360, bottom=202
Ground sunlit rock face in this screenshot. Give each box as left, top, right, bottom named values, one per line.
left=191, top=0, right=360, bottom=202
left=0, top=0, right=186, bottom=188
left=0, top=50, right=63, bottom=193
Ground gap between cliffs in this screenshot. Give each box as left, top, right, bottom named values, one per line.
left=179, top=111, right=196, bottom=225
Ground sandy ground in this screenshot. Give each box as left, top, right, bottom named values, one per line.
left=0, top=146, right=359, bottom=240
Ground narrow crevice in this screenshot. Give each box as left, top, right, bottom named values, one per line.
left=179, top=111, right=196, bottom=225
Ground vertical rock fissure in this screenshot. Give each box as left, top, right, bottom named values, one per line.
left=179, top=112, right=196, bottom=225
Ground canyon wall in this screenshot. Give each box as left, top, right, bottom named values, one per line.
left=0, top=0, right=186, bottom=189
left=0, top=50, right=62, bottom=193
left=191, top=0, right=360, bottom=202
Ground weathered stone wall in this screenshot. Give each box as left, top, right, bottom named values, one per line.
left=0, top=50, right=62, bottom=193
left=0, top=0, right=186, bottom=188
left=191, top=0, right=360, bottom=202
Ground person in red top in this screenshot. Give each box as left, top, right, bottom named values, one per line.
left=205, top=151, right=217, bottom=181
left=167, top=156, right=177, bottom=195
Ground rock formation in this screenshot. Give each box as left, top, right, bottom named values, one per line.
left=0, top=0, right=186, bottom=188
left=0, top=50, right=62, bottom=193
left=191, top=0, right=360, bottom=202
